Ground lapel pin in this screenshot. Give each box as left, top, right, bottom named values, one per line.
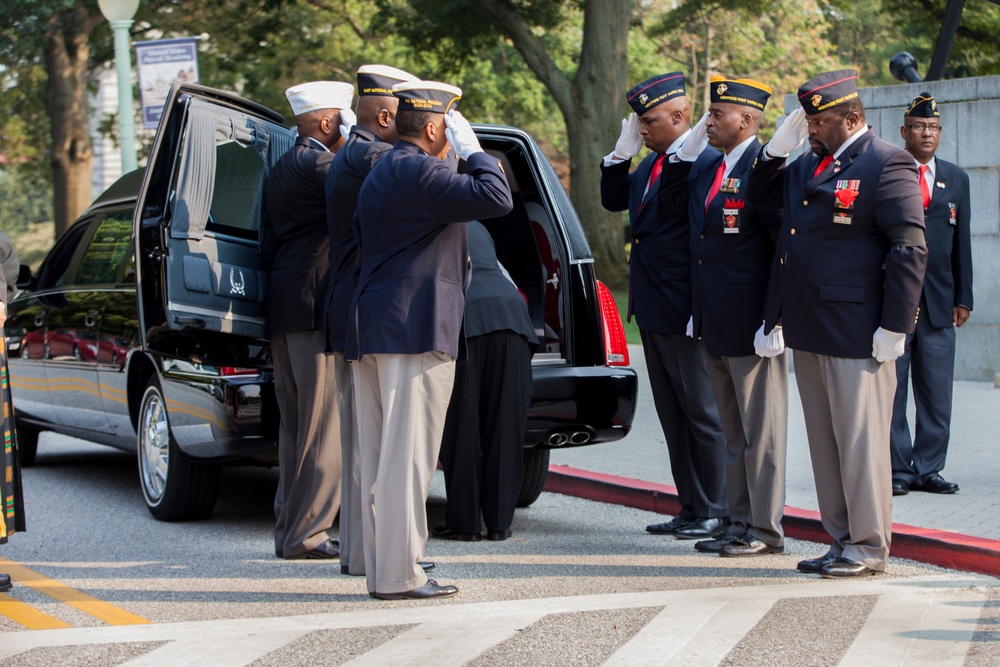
left=936, top=181, right=945, bottom=188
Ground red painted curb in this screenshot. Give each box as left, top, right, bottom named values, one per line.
left=544, top=464, right=1000, bottom=577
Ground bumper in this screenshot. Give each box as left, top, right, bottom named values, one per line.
left=159, top=367, right=279, bottom=462
left=525, top=363, right=638, bottom=449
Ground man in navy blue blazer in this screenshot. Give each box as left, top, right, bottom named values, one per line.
left=324, top=64, right=418, bottom=578
left=748, top=70, right=928, bottom=578
left=685, top=76, right=788, bottom=558
left=890, top=92, right=973, bottom=497
left=346, top=81, right=513, bottom=600
left=600, top=73, right=728, bottom=541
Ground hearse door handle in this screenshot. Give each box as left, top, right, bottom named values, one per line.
left=85, top=309, right=100, bottom=328
left=34, top=312, right=46, bottom=327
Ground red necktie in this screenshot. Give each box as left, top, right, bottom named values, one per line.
left=919, top=164, right=931, bottom=208
left=638, top=153, right=666, bottom=212
left=813, top=155, right=833, bottom=178
left=704, top=159, right=726, bottom=211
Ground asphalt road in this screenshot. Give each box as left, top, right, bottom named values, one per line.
left=2, top=434, right=999, bottom=665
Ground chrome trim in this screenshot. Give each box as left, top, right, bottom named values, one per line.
left=167, top=302, right=265, bottom=325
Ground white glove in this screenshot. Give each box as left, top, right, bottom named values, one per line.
left=676, top=112, right=709, bottom=162
left=765, top=107, right=808, bottom=158
left=339, top=107, right=356, bottom=141
left=445, top=109, right=483, bottom=160
left=872, top=327, right=906, bottom=362
left=754, top=322, right=784, bottom=358
left=685, top=316, right=694, bottom=338
left=613, top=112, right=644, bottom=161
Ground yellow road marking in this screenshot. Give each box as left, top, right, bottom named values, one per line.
left=0, top=592, right=72, bottom=630
left=0, top=557, right=150, bottom=627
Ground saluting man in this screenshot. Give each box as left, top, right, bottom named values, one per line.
left=324, top=64, right=419, bottom=578
left=748, top=70, right=928, bottom=578
left=600, top=73, right=729, bottom=541
left=684, top=76, right=788, bottom=558
left=346, top=81, right=513, bottom=600
left=262, top=80, right=354, bottom=561
left=890, top=92, right=973, bottom=497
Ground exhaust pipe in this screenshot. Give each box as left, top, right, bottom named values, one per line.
left=570, top=431, right=591, bottom=445
left=547, top=432, right=570, bottom=446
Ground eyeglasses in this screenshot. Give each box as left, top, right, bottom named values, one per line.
left=806, top=118, right=842, bottom=128
left=905, top=123, right=942, bottom=133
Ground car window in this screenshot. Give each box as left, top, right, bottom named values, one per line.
left=75, top=209, right=133, bottom=286
left=207, top=139, right=266, bottom=237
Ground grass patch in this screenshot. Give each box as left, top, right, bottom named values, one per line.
left=7, top=221, right=55, bottom=271
left=610, top=287, right=642, bottom=346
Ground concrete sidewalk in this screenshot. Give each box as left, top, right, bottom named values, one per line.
left=551, top=344, right=1000, bottom=573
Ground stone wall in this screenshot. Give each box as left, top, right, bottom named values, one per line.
left=782, top=75, right=1000, bottom=381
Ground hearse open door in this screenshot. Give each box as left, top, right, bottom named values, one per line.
left=134, top=83, right=295, bottom=368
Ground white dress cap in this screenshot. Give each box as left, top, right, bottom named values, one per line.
left=285, top=81, right=354, bottom=116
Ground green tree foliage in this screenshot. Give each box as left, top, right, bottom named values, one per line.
left=880, top=0, right=1000, bottom=78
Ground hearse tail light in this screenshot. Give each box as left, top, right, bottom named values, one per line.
left=596, top=280, right=629, bottom=367
left=220, top=366, right=259, bottom=377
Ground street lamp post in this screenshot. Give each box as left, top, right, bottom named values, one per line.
left=98, top=0, right=141, bottom=174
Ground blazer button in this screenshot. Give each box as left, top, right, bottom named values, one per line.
left=633, top=237, right=639, bottom=244
left=790, top=229, right=796, bottom=235
left=780, top=258, right=784, bottom=264
left=700, top=234, right=705, bottom=239
left=803, top=200, right=809, bottom=206
left=698, top=259, right=703, bottom=265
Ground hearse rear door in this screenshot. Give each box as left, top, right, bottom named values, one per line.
left=135, top=84, right=294, bottom=365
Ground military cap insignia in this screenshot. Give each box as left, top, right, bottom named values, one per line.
left=811, top=94, right=823, bottom=108
left=639, top=93, right=649, bottom=105
left=716, top=84, right=728, bottom=95
left=931, top=99, right=937, bottom=110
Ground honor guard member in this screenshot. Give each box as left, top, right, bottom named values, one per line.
left=346, top=81, right=513, bottom=600
left=263, top=80, right=355, bottom=560
left=890, top=92, right=973, bottom=497
left=433, top=221, right=537, bottom=543
left=324, top=64, right=419, bottom=577
left=683, top=77, right=788, bottom=557
left=600, top=73, right=729, bottom=541
left=748, top=70, right=928, bottom=578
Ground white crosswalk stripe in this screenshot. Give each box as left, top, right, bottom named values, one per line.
left=0, top=574, right=992, bottom=666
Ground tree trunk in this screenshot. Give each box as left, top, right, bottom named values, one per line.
left=702, top=22, right=713, bottom=115
left=476, top=0, right=631, bottom=290
left=566, top=0, right=630, bottom=290
left=44, top=6, right=94, bottom=240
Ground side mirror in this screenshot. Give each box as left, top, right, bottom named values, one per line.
left=16, top=264, right=32, bottom=289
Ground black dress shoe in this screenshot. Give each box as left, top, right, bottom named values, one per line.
left=892, top=479, right=909, bottom=496
left=694, top=531, right=737, bottom=553
left=419, top=561, right=435, bottom=572
left=0, top=573, right=11, bottom=592
left=373, top=579, right=459, bottom=600
left=486, top=529, right=512, bottom=541
left=431, top=526, right=482, bottom=542
left=646, top=516, right=691, bottom=535
left=819, top=558, right=877, bottom=578
left=674, top=517, right=729, bottom=540
left=720, top=536, right=784, bottom=557
left=797, top=551, right=838, bottom=573
left=284, top=539, right=340, bottom=560
left=912, top=473, right=959, bottom=494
